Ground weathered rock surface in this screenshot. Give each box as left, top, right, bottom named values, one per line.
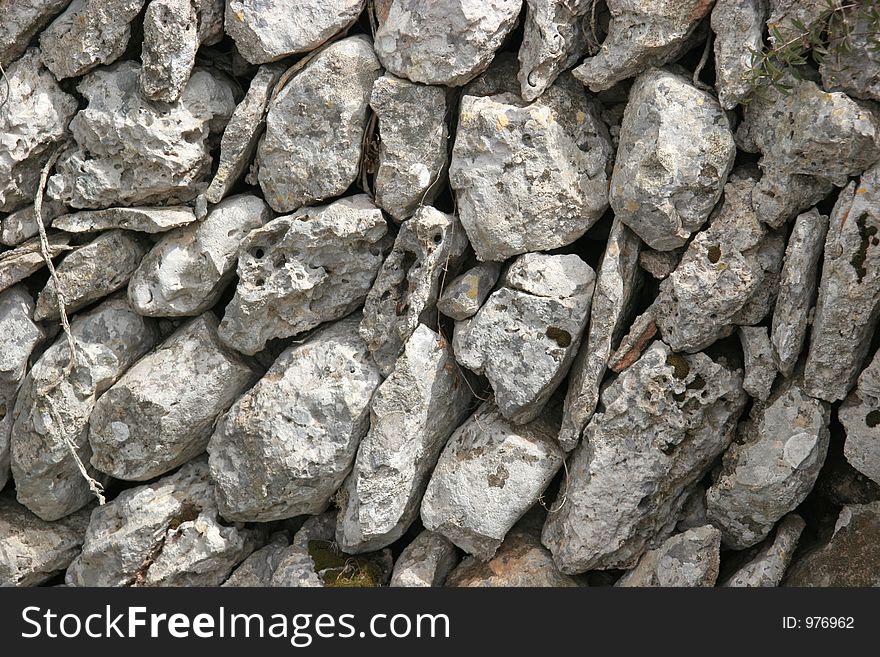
left=437, top=262, right=501, bottom=321
left=839, top=349, right=880, bottom=486
left=226, top=0, right=365, bottom=64
left=10, top=296, right=160, bottom=521
left=0, top=0, right=71, bottom=67
left=140, top=0, right=199, bottom=103
left=572, top=0, right=712, bottom=92
left=89, top=313, right=258, bottom=481
left=0, top=234, right=73, bottom=293
left=421, top=402, right=564, bottom=560
left=39, top=0, right=147, bottom=80
left=770, top=208, right=828, bottom=377
left=450, top=76, right=612, bottom=260
left=542, top=341, right=747, bottom=573
left=54, top=206, right=198, bottom=234
left=639, top=248, right=683, bottom=280
left=454, top=253, right=595, bottom=424
left=0, top=199, right=67, bottom=247
left=610, top=67, right=736, bottom=251
left=337, top=324, right=473, bottom=552
left=560, top=219, right=641, bottom=450
left=676, top=485, right=709, bottom=532
left=360, top=206, right=468, bottom=375
left=48, top=62, right=236, bottom=209
left=255, top=36, right=381, bottom=213
left=0, top=493, right=92, bottom=587
left=616, top=525, right=722, bottom=587
left=35, top=230, right=150, bottom=321
left=722, top=513, right=805, bottom=587
left=820, top=9, right=880, bottom=102
left=390, top=531, right=459, bottom=587
left=222, top=534, right=290, bottom=587
left=218, top=195, right=389, bottom=355
left=66, top=458, right=262, bottom=586
left=711, top=0, right=769, bottom=109
left=209, top=315, right=382, bottom=521
left=374, top=0, right=522, bottom=87
left=738, top=326, right=776, bottom=402
left=706, top=380, right=830, bottom=549
left=129, top=194, right=271, bottom=317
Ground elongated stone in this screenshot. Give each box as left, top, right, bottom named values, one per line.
left=53, top=206, right=199, bottom=234
left=711, top=0, right=769, bottom=109
left=0, top=199, right=67, bottom=247
left=223, top=534, right=290, bottom=587
left=360, top=206, right=468, bottom=375
left=542, top=341, right=747, bottom=573
left=839, top=349, right=880, bottom=486
left=738, top=326, right=776, bottom=402
left=639, top=248, right=683, bottom=280
left=437, top=262, right=501, bottom=322
left=390, top=531, right=459, bottom=587
left=209, top=315, right=382, bottom=521
left=140, top=0, right=199, bottom=103
left=0, top=234, right=73, bottom=296
left=218, top=195, right=389, bottom=355
left=0, top=0, right=71, bottom=67
left=616, top=525, right=722, bottom=587
left=421, top=402, right=563, bottom=560
left=722, top=513, right=805, bottom=587
left=337, top=324, right=473, bottom=553
left=129, top=194, right=272, bottom=317
left=10, top=296, right=161, bottom=521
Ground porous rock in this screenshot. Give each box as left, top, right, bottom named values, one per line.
left=0, top=0, right=71, bottom=67
left=140, top=0, right=200, bottom=103
left=722, top=513, right=805, bottom=587
left=738, top=326, right=776, bottom=402
left=269, top=514, right=335, bottom=588
left=639, top=248, right=683, bottom=280
left=0, top=199, right=67, bottom=247
left=615, top=525, right=722, bottom=587
left=54, top=206, right=198, bottom=234
left=390, top=531, right=459, bottom=587
left=0, top=234, right=73, bottom=294
left=223, top=534, right=290, bottom=587
left=711, top=0, right=769, bottom=109
left=437, top=262, right=502, bottom=321
left=839, top=349, right=880, bottom=486
left=820, top=8, right=880, bottom=102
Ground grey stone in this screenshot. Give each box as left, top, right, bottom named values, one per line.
left=269, top=514, right=335, bottom=588
left=770, top=208, right=828, bottom=377
left=839, top=349, right=880, bottom=486
left=542, top=341, right=747, bottom=573
left=607, top=305, right=658, bottom=373
left=140, top=0, right=199, bottom=103
left=225, top=0, right=365, bottom=64
left=128, top=194, right=272, bottom=317
left=209, top=315, right=382, bottom=521
left=370, top=74, right=449, bottom=222
left=10, top=296, right=161, bottom=521
left=450, top=77, right=612, bottom=260
left=66, top=458, right=262, bottom=586
left=610, top=67, right=736, bottom=251
left=374, top=0, right=522, bottom=87
left=572, top=0, right=712, bottom=92
left=804, top=165, right=880, bottom=402
left=0, top=492, right=91, bottom=587
left=255, top=36, right=381, bottom=213
left=0, top=234, right=73, bottom=294
left=421, top=402, right=564, bottom=560
left=820, top=9, right=880, bottom=102
left=390, top=531, right=459, bottom=587
left=53, top=206, right=198, bottom=234
left=0, top=199, right=67, bottom=247
left=437, top=262, right=501, bottom=321
left=454, top=253, right=595, bottom=424
left=730, top=227, right=786, bottom=326
left=34, top=230, right=151, bottom=321
left=738, top=326, right=777, bottom=401
left=0, top=49, right=78, bottom=213
left=616, top=525, right=722, bottom=587
left=639, top=248, right=683, bottom=280
left=39, top=0, right=147, bottom=80
left=461, top=51, right=521, bottom=98
left=48, top=62, right=236, bottom=209
left=89, top=313, right=259, bottom=481
left=722, top=513, right=805, bottom=587
left=223, top=534, right=290, bottom=587
left=711, top=0, right=769, bottom=109
left=218, top=195, right=389, bottom=355
left=706, top=380, right=830, bottom=549
left=205, top=64, right=286, bottom=204
left=360, top=206, right=468, bottom=375
left=195, top=0, right=225, bottom=46
left=0, top=0, right=71, bottom=67
left=560, top=219, right=641, bottom=451
left=337, top=324, right=473, bottom=552
left=752, top=173, right=833, bottom=231
left=676, top=485, right=708, bottom=532
left=766, top=0, right=825, bottom=47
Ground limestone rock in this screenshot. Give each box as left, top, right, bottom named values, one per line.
left=722, top=513, right=805, bottom=587
left=421, top=402, right=564, bottom=560
left=616, top=525, right=722, bottom=587
left=839, top=349, right=880, bottom=486
left=572, top=0, right=712, bottom=92
left=639, top=248, right=683, bottom=280
left=269, top=514, right=335, bottom=588
left=337, top=324, right=473, bottom=552
left=820, top=8, right=880, bottom=102
left=129, top=194, right=272, bottom=317
left=560, top=219, right=641, bottom=450
left=450, top=77, right=612, bottom=260
left=140, top=0, right=200, bottom=103
left=255, top=36, right=381, bottom=213
left=195, top=0, right=225, bottom=46
left=10, top=296, right=161, bottom=521
left=0, top=234, right=73, bottom=296
left=711, top=0, right=769, bottom=109
left=66, top=458, right=262, bottom=586
left=461, top=51, right=521, bottom=98
left=360, top=206, right=468, bottom=375
left=89, top=313, right=258, bottom=481
left=223, top=534, right=290, bottom=587
left=738, top=326, right=777, bottom=402
left=34, top=230, right=151, bottom=321
left=804, top=166, right=880, bottom=401
left=226, top=0, right=365, bottom=64
left=370, top=74, right=449, bottom=222
left=752, top=173, right=833, bottom=231
left=390, top=531, right=459, bottom=587
left=0, top=492, right=91, bottom=587
left=209, top=315, right=382, bottom=521
left=706, top=380, right=830, bottom=549
left=0, top=199, right=67, bottom=247
left=437, top=262, right=501, bottom=321
left=54, top=206, right=198, bottom=234
left=0, top=0, right=71, bottom=67
left=676, top=485, right=709, bottom=532
left=542, top=341, right=747, bottom=573
left=218, top=195, right=389, bottom=355
left=770, top=208, right=828, bottom=377
left=374, top=0, right=522, bottom=87
left=455, top=253, right=595, bottom=424
left=0, top=49, right=78, bottom=213
left=610, top=67, right=736, bottom=251
left=39, top=0, right=147, bottom=79
left=48, top=62, right=236, bottom=209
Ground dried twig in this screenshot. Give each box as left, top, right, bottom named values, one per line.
left=693, top=33, right=713, bottom=91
